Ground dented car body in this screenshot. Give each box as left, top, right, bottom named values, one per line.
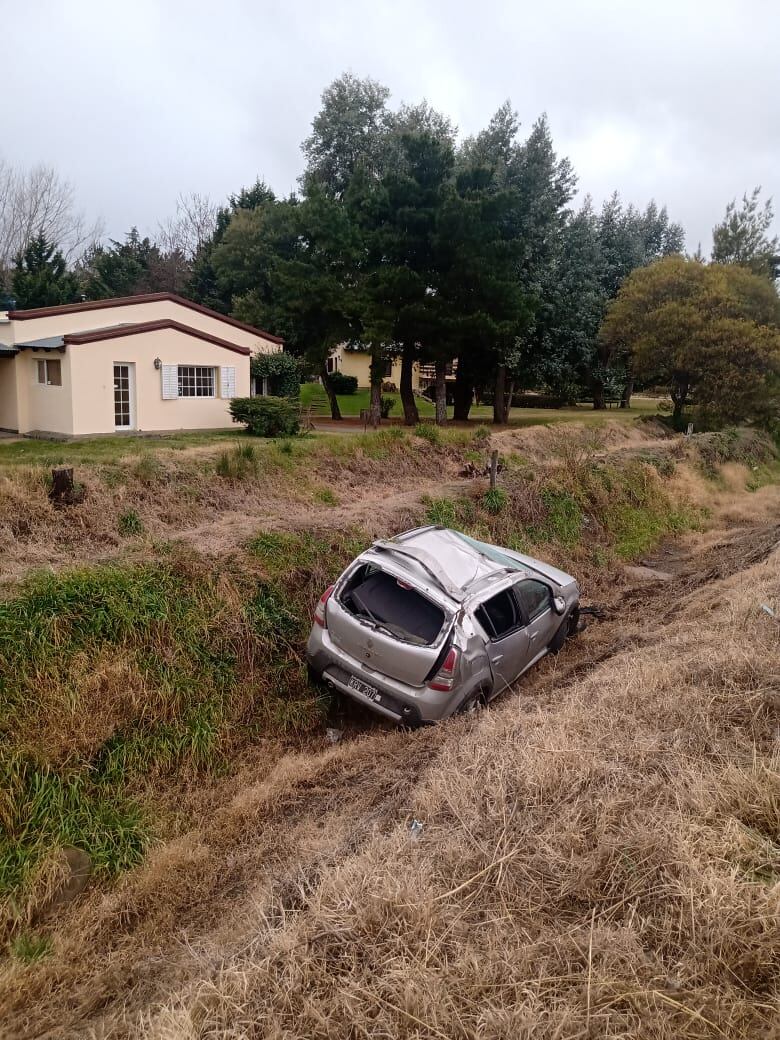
left=306, top=526, right=580, bottom=725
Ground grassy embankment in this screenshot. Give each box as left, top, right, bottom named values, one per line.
left=0, top=422, right=776, bottom=960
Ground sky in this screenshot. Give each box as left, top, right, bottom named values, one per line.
left=4, top=0, right=779, bottom=253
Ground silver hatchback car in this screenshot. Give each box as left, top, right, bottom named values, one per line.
left=306, top=526, right=580, bottom=725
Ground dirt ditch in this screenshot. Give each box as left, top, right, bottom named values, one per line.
left=2, top=514, right=778, bottom=1039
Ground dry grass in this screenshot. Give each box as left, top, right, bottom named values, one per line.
left=131, top=543, right=779, bottom=1040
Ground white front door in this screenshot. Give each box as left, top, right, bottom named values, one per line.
left=113, top=363, right=136, bottom=430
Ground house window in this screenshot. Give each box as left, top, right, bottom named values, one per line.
left=177, top=366, right=215, bottom=397
left=36, top=358, right=62, bottom=386
left=384, top=360, right=393, bottom=378
left=326, top=356, right=336, bottom=374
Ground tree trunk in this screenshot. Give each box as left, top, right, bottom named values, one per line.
left=320, top=364, right=341, bottom=420
left=400, top=347, right=419, bottom=426
left=620, top=375, right=634, bottom=409
left=493, top=365, right=507, bottom=424
left=505, top=378, right=515, bottom=425
left=434, top=360, right=448, bottom=426
left=672, top=378, right=689, bottom=429
left=592, top=379, right=606, bottom=410
left=369, top=350, right=383, bottom=427
left=453, top=360, right=473, bottom=422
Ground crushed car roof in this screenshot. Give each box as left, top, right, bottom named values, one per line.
left=368, top=526, right=576, bottom=602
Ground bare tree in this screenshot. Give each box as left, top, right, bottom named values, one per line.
left=157, top=192, right=217, bottom=260
left=0, top=158, right=102, bottom=280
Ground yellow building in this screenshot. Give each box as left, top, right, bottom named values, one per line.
left=326, top=345, right=421, bottom=391
left=0, top=293, right=281, bottom=437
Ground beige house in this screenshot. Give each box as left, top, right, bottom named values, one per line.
left=0, top=293, right=282, bottom=437
left=326, top=345, right=421, bottom=391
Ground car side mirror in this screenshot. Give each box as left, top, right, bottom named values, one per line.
left=553, top=596, right=566, bottom=615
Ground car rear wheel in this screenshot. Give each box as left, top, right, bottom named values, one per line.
left=458, top=691, right=486, bottom=716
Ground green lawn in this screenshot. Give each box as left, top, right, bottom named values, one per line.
left=0, top=429, right=245, bottom=466
left=300, top=383, right=662, bottom=424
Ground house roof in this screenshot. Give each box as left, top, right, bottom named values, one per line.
left=7, top=292, right=284, bottom=345
left=64, top=318, right=252, bottom=355
left=16, top=324, right=133, bottom=351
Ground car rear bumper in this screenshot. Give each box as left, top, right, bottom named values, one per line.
left=320, top=662, right=426, bottom=726
left=307, top=626, right=452, bottom=723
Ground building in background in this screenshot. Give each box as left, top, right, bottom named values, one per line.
left=0, top=293, right=282, bottom=437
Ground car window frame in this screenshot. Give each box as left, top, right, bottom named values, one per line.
left=473, top=586, right=524, bottom=643
left=514, top=578, right=554, bottom=625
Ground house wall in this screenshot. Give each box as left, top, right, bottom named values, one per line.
left=67, top=327, right=251, bottom=435
left=331, top=349, right=420, bottom=391
left=8, top=299, right=281, bottom=356
left=21, top=351, right=75, bottom=436
left=0, top=357, right=19, bottom=431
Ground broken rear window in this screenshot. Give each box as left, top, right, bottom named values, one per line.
left=339, top=564, right=445, bottom=645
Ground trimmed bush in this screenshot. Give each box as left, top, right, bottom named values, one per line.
left=230, top=397, right=300, bottom=437
left=329, top=372, right=358, bottom=395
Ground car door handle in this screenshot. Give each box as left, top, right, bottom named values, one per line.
left=492, top=654, right=504, bottom=663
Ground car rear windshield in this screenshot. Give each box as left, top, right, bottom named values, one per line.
left=339, top=564, right=445, bottom=645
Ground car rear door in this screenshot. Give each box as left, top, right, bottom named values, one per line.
left=326, top=569, right=450, bottom=687
left=514, top=579, right=557, bottom=661
left=474, top=587, right=531, bottom=694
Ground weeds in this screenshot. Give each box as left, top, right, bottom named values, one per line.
left=10, top=933, right=52, bottom=963
left=314, top=487, right=339, bottom=506
left=414, top=423, right=440, bottom=445
left=118, top=509, right=144, bottom=536
left=216, top=442, right=258, bottom=480
left=481, top=487, right=507, bottom=514
left=424, top=496, right=458, bottom=526
left=132, top=455, right=164, bottom=486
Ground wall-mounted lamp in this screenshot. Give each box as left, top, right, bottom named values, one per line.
left=153, top=357, right=162, bottom=370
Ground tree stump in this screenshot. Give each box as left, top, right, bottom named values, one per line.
left=49, top=467, right=86, bottom=507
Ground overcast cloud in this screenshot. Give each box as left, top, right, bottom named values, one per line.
left=4, top=0, right=778, bottom=252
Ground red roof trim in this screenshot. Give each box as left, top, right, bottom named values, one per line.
left=64, top=319, right=252, bottom=356
left=9, top=292, right=284, bottom=344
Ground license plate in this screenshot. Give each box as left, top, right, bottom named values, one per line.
left=348, top=675, right=381, bottom=703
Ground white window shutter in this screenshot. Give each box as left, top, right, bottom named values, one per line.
left=220, top=366, right=236, bottom=399
left=161, top=365, right=178, bottom=400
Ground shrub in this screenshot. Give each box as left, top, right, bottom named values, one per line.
left=118, top=509, right=144, bottom=536
left=329, top=372, right=358, bottom=395
left=379, top=396, right=395, bottom=419
left=381, top=381, right=397, bottom=393
left=251, top=352, right=301, bottom=399
left=230, top=397, right=300, bottom=437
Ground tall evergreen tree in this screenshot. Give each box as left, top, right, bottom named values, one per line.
left=711, top=187, right=779, bottom=280
left=12, top=233, right=80, bottom=308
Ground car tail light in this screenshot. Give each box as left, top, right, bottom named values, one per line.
left=314, top=585, right=335, bottom=628
left=428, top=647, right=459, bottom=691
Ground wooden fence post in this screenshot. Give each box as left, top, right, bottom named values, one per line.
left=489, top=450, right=499, bottom=491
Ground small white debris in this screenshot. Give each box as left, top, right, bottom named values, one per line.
left=409, top=819, right=424, bottom=841
left=325, top=727, right=343, bottom=745
left=760, top=604, right=778, bottom=623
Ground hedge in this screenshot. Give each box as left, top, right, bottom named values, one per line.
left=329, top=372, right=358, bottom=395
